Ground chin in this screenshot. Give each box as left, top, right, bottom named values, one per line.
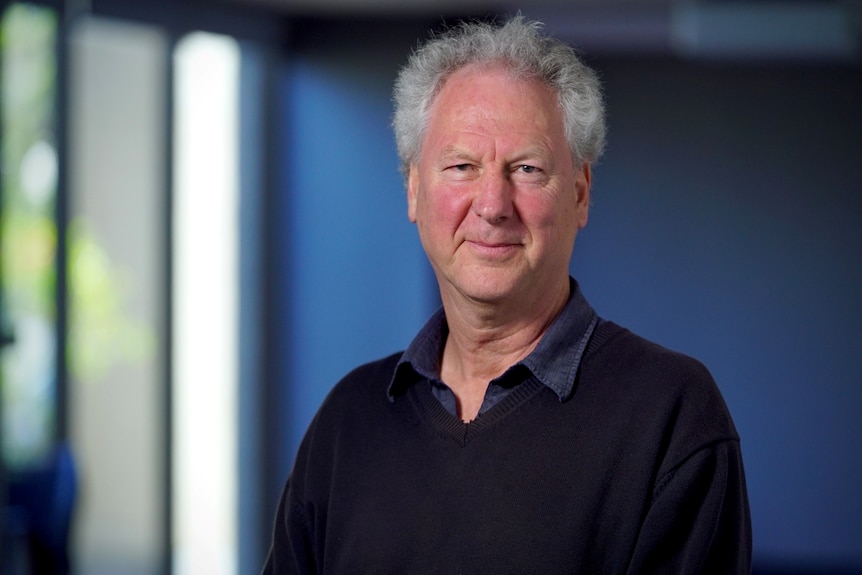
left=452, top=275, right=526, bottom=305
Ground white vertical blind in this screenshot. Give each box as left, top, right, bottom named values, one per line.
left=173, top=31, right=239, bottom=575
left=68, top=15, right=167, bottom=574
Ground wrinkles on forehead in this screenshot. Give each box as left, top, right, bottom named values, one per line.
left=419, top=66, right=566, bottom=171
left=415, top=61, right=576, bottom=170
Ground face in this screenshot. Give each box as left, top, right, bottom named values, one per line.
left=407, top=64, right=591, bottom=310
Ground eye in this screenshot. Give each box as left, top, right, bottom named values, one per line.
left=511, top=163, right=549, bottom=185
left=443, top=163, right=478, bottom=181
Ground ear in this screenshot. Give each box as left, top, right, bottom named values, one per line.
left=574, top=163, right=591, bottom=229
left=407, top=164, right=419, bottom=223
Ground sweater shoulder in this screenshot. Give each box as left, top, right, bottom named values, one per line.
left=332, top=351, right=402, bottom=396
left=582, top=319, right=740, bottom=468
left=585, top=319, right=719, bottom=399
left=314, top=351, right=402, bottom=420
left=290, top=352, right=402, bottom=493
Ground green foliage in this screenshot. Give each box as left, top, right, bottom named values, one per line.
left=1, top=2, right=59, bottom=466
left=67, top=219, right=156, bottom=384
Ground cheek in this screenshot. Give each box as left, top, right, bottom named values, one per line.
left=520, top=194, right=579, bottom=244
left=419, top=185, right=471, bottom=233
left=518, top=194, right=561, bottom=230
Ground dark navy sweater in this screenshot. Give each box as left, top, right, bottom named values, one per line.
left=263, top=319, right=751, bottom=574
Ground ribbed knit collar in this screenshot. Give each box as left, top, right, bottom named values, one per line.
left=388, top=278, right=598, bottom=404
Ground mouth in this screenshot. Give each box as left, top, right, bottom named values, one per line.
left=465, top=239, right=521, bottom=258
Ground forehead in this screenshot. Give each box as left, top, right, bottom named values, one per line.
left=424, top=64, right=565, bottom=150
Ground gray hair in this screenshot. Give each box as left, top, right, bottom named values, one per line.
left=392, top=15, right=607, bottom=176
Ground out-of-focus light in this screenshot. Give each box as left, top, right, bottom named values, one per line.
left=671, top=2, right=858, bottom=61
left=172, top=30, right=239, bottom=575
left=20, top=140, right=58, bottom=208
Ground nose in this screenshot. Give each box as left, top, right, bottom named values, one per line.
left=472, top=171, right=513, bottom=224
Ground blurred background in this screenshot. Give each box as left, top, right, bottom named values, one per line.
left=0, top=0, right=859, bottom=573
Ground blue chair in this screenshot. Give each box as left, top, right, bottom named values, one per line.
left=6, top=442, right=77, bottom=574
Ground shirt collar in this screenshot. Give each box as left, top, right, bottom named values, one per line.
left=388, top=278, right=598, bottom=403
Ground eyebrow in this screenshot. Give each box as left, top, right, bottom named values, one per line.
left=436, top=144, right=552, bottom=165
left=437, top=145, right=474, bottom=163
left=509, top=146, right=553, bottom=166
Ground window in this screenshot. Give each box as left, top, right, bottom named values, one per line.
left=0, top=1, right=58, bottom=469
left=67, top=15, right=168, bottom=574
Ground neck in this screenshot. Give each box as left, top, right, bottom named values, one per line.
left=438, top=278, right=570, bottom=420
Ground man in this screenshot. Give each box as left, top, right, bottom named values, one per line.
left=264, top=15, right=751, bottom=574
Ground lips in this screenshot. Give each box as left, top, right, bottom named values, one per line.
left=465, top=239, right=521, bottom=258
left=471, top=240, right=518, bottom=248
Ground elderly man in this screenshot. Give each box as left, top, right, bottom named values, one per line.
left=264, top=16, right=751, bottom=574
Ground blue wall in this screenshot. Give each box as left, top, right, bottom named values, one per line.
left=273, top=24, right=437, bottom=481
left=273, top=28, right=862, bottom=569
left=573, top=59, right=862, bottom=567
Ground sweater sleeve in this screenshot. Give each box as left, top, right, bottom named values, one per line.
left=626, top=439, right=752, bottom=574
left=261, top=478, right=316, bottom=575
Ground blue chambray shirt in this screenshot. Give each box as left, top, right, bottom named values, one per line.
left=388, top=278, right=598, bottom=417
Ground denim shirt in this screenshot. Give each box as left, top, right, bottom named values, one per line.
left=388, top=278, right=598, bottom=418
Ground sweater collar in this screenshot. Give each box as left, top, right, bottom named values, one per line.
left=388, top=278, right=597, bottom=403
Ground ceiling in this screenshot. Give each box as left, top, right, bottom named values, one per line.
left=223, top=0, right=648, bottom=17
left=213, top=0, right=861, bottom=61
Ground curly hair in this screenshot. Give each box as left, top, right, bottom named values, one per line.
left=392, top=15, right=607, bottom=177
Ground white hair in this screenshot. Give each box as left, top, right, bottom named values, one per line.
left=392, top=15, right=607, bottom=177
